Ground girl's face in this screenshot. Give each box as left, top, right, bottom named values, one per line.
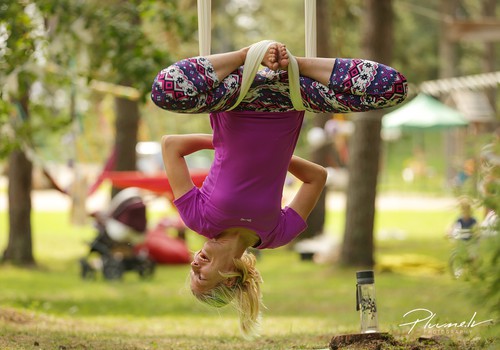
left=190, top=240, right=235, bottom=294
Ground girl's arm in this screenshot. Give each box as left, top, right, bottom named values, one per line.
left=296, top=57, right=408, bottom=113
left=151, top=43, right=283, bottom=113
left=286, top=156, right=328, bottom=221
left=161, top=134, right=213, bottom=199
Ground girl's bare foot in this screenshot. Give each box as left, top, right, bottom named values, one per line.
left=277, top=43, right=289, bottom=70
left=261, top=43, right=279, bottom=71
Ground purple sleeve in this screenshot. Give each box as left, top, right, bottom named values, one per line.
left=257, top=207, right=307, bottom=249
left=173, top=187, right=218, bottom=240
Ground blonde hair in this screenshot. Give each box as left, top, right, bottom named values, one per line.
left=192, top=251, right=264, bottom=338
left=457, top=196, right=474, bottom=215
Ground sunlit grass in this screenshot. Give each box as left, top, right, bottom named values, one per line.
left=1, top=205, right=498, bottom=349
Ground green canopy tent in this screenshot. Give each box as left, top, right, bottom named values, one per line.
left=381, top=93, right=470, bottom=189
left=382, top=93, right=469, bottom=130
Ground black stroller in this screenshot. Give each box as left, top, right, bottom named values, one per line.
left=80, top=188, right=156, bottom=280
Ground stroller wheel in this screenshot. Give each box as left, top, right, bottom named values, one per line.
left=138, top=259, right=156, bottom=279
left=80, top=258, right=96, bottom=280
left=102, top=257, right=124, bottom=280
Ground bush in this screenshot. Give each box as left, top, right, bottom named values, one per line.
left=452, top=133, right=500, bottom=318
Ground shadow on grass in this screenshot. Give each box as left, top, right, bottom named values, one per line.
left=1, top=306, right=497, bottom=350
left=0, top=306, right=332, bottom=350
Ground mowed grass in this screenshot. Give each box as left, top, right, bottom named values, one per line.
left=0, top=202, right=498, bottom=349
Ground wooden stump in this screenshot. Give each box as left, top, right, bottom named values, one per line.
left=329, top=332, right=394, bottom=350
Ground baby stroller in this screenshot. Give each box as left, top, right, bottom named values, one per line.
left=80, top=188, right=156, bottom=280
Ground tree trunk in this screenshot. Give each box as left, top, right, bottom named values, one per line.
left=439, top=0, right=458, bottom=80
left=3, top=151, right=34, bottom=265
left=112, top=96, right=140, bottom=197
left=340, top=112, right=382, bottom=267
left=340, top=0, right=393, bottom=267
left=111, top=2, right=142, bottom=198
left=316, top=0, right=332, bottom=58
left=3, top=91, right=35, bottom=265
left=2, top=85, right=35, bottom=266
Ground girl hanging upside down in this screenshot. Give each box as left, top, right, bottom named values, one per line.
left=151, top=41, right=407, bottom=338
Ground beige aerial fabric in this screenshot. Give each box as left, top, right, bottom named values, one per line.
left=197, top=0, right=211, bottom=56
left=197, top=0, right=318, bottom=110
left=304, top=0, right=317, bottom=58
left=227, top=40, right=306, bottom=112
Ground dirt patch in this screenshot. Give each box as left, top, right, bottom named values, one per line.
left=0, top=307, right=37, bottom=324
left=330, top=333, right=398, bottom=350
left=329, top=332, right=495, bottom=350
left=0, top=307, right=79, bottom=330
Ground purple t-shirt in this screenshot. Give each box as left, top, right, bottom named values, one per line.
left=174, top=110, right=307, bottom=249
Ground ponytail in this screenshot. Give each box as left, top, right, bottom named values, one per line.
left=192, top=251, right=264, bottom=338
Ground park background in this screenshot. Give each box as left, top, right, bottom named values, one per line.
left=1, top=0, right=499, bottom=349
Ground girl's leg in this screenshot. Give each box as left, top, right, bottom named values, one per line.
left=294, top=56, right=408, bottom=113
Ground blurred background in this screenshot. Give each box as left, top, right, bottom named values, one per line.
left=0, top=0, right=499, bottom=348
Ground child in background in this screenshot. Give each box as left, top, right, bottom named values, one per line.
left=449, top=199, right=477, bottom=240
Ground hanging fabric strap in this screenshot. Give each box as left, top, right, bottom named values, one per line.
left=196, top=1, right=316, bottom=110
left=197, top=0, right=211, bottom=56
left=304, top=0, right=317, bottom=58
left=228, top=40, right=306, bottom=111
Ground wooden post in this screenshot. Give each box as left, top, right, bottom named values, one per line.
left=440, top=0, right=458, bottom=186
left=482, top=0, right=498, bottom=119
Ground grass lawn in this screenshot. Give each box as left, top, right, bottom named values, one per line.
left=0, top=203, right=498, bottom=349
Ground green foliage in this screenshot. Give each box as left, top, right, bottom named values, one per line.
left=2, top=0, right=495, bottom=159
left=450, top=229, right=500, bottom=320
left=0, top=100, right=16, bottom=157
left=0, top=0, right=195, bottom=160
left=80, top=0, right=195, bottom=100
left=0, top=1, right=39, bottom=77
left=469, top=232, right=500, bottom=314
left=451, top=136, right=500, bottom=318
left=0, top=0, right=83, bottom=159
left=393, top=0, right=441, bottom=84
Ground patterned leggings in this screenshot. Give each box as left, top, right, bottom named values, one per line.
left=151, top=56, right=407, bottom=114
